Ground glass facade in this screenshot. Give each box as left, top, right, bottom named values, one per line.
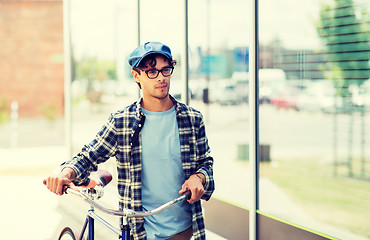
left=67, top=0, right=369, bottom=239
left=258, top=0, right=370, bottom=239
left=2, top=0, right=368, bottom=239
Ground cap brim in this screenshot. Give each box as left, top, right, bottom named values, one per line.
left=133, top=51, right=172, bottom=67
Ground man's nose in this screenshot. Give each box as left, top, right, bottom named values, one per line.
left=157, top=72, right=166, bottom=80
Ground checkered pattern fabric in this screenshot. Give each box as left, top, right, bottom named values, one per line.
left=62, top=96, right=215, bottom=240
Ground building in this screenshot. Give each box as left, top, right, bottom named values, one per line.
left=0, top=0, right=64, bottom=118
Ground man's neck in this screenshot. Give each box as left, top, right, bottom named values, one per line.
left=141, top=95, right=174, bottom=112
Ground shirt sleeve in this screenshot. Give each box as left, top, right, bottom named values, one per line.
left=195, top=115, right=215, bottom=201
left=61, top=113, right=118, bottom=186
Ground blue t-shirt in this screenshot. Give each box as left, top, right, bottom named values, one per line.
left=141, top=107, right=192, bottom=240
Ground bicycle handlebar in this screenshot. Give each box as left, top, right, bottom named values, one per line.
left=65, top=187, right=191, bottom=218
left=44, top=170, right=191, bottom=218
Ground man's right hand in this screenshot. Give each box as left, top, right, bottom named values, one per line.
left=43, top=167, right=76, bottom=195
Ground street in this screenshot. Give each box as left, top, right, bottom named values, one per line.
left=1, top=97, right=368, bottom=161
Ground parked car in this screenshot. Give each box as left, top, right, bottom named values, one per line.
left=259, top=69, right=287, bottom=104
left=269, top=79, right=310, bottom=110
left=232, top=72, right=249, bottom=103
left=296, top=80, right=342, bottom=113
left=270, top=86, right=300, bottom=110
left=209, top=79, right=239, bottom=105
left=351, top=79, right=370, bottom=112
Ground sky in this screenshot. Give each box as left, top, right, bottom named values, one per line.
left=68, top=0, right=369, bottom=60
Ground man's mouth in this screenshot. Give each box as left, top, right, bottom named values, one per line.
left=156, top=84, right=167, bottom=89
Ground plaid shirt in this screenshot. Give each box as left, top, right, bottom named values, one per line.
left=62, top=96, right=215, bottom=240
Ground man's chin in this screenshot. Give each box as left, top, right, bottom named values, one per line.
left=154, top=91, right=169, bottom=100
left=158, top=93, right=169, bottom=99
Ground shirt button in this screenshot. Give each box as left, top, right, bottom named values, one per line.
left=138, top=124, right=142, bottom=127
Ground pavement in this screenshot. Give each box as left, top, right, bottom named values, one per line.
left=0, top=146, right=66, bottom=240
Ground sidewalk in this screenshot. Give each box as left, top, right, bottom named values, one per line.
left=0, top=146, right=67, bottom=240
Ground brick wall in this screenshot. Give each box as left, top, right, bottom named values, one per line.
left=0, top=0, right=64, bottom=118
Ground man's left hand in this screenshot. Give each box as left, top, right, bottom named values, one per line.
left=179, top=173, right=205, bottom=203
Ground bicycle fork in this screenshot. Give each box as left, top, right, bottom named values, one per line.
left=121, top=217, right=131, bottom=240
left=79, top=211, right=94, bottom=240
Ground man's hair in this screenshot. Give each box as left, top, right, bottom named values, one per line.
left=133, top=53, right=177, bottom=89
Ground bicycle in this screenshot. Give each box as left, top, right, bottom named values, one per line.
left=49, top=170, right=191, bottom=240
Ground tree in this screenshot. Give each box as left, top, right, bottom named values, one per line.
left=316, top=0, right=369, bottom=178
left=316, top=0, right=369, bottom=99
left=75, top=57, right=117, bottom=82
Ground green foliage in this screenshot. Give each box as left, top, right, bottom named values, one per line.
left=261, top=158, right=370, bottom=238
left=0, top=97, right=9, bottom=123
left=316, top=0, right=370, bottom=97
left=41, top=102, right=57, bottom=123
left=75, top=57, right=117, bottom=82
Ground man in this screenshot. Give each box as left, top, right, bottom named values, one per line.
left=44, top=41, right=215, bottom=240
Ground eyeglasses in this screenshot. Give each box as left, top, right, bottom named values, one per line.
left=141, top=66, right=174, bottom=79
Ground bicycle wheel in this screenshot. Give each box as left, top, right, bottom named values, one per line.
left=58, top=227, right=77, bottom=240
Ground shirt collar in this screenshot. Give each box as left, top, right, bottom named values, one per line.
left=135, top=95, right=184, bottom=118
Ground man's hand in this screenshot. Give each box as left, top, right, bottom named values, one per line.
left=43, top=167, right=76, bottom=196
left=179, top=173, right=206, bottom=203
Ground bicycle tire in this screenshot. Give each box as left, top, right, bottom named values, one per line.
left=58, top=227, right=78, bottom=240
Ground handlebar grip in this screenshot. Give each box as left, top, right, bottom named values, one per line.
left=43, top=179, right=72, bottom=195
left=184, top=190, right=192, bottom=200
left=63, top=185, right=70, bottom=194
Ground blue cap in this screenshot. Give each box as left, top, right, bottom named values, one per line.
left=128, top=41, right=173, bottom=67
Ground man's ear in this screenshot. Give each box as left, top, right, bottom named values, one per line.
left=132, top=70, right=140, bottom=85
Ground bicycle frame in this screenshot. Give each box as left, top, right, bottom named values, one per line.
left=76, top=206, right=127, bottom=240
left=65, top=188, right=190, bottom=240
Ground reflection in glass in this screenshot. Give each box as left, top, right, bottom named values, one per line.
left=259, top=0, right=370, bottom=239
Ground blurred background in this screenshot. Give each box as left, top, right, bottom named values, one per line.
left=0, top=0, right=369, bottom=239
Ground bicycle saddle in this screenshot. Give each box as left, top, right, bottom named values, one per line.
left=82, top=170, right=113, bottom=188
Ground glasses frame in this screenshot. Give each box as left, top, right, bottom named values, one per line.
left=141, top=66, right=174, bottom=79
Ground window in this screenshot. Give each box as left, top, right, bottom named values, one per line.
left=259, top=0, right=370, bottom=239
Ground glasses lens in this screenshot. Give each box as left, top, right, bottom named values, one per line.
left=146, top=69, right=158, bottom=79
left=162, top=67, right=173, bottom=77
